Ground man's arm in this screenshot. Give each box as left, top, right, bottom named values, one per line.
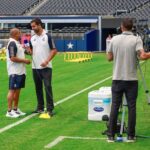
left=8, top=41, right=30, bottom=64
left=40, top=34, right=57, bottom=67
left=46, top=48, right=57, bottom=62
left=106, top=52, right=113, bottom=61
left=106, top=36, right=113, bottom=61
left=138, top=49, right=150, bottom=60
left=40, top=48, right=57, bottom=67
left=10, top=57, right=30, bottom=64
left=136, top=37, right=150, bottom=60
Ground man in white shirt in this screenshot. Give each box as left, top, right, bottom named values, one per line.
left=6, top=28, right=31, bottom=118
left=29, top=18, right=57, bottom=117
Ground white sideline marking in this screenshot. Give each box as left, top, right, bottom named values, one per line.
left=0, top=76, right=112, bottom=134
left=0, top=114, right=37, bottom=133
left=45, top=136, right=65, bottom=149
left=45, top=136, right=106, bottom=149
left=54, top=76, right=112, bottom=106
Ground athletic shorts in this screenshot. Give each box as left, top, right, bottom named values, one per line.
left=9, top=74, right=26, bottom=89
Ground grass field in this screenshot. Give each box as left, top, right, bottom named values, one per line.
left=0, top=53, right=150, bottom=150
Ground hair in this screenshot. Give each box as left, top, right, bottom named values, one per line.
left=121, top=18, right=133, bottom=31
left=10, top=28, right=20, bottom=37
left=30, top=17, right=43, bottom=26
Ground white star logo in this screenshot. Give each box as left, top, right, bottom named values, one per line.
left=67, top=42, right=74, bottom=49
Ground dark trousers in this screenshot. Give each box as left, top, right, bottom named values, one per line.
left=108, top=80, right=138, bottom=137
left=32, top=68, right=54, bottom=111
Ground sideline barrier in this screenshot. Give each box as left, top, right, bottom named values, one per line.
left=0, top=47, right=6, bottom=61
left=64, top=52, right=93, bottom=63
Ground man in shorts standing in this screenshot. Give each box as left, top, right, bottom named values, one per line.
left=6, top=28, right=31, bottom=118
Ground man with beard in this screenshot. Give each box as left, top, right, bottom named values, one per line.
left=29, top=18, right=57, bottom=117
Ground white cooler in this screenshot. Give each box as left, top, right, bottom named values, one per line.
left=88, top=87, right=112, bottom=121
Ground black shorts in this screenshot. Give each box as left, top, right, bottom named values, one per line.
left=9, top=74, right=26, bottom=89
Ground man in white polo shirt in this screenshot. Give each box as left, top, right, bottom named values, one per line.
left=29, top=18, right=57, bottom=117
left=106, top=18, right=150, bottom=142
left=6, top=28, right=31, bottom=118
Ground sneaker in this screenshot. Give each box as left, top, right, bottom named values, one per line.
left=32, top=109, right=44, bottom=114
left=6, top=110, right=19, bottom=118
left=107, top=136, right=115, bottom=143
left=126, top=136, right=136, bottom=143
left=13, top=108, right=26, bottom=116
left=47, top=111, right=54, bottom=117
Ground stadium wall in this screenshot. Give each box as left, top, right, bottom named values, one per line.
left=0, top=16, right=122, bottom=51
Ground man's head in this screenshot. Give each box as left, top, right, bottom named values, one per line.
left=10, top=28, right=21, bottom=41
left=121, top=18, right=133, bottom=32
left=30, top=18, right=43, bottom=35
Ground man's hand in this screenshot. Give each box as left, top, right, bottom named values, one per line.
left=25, top=47, right=32, bottom=55
left=40, top=49, right=57, bottom=67
left=10, top=57, right=31, bottom=64
left=106, top=52, right=113, bottom=61
left=138, top=49, right=150, bottom=60
left=40, top=60, right=49, bottom=67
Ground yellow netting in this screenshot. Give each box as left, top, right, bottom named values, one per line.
left=0, top=47, right=6, bottom=61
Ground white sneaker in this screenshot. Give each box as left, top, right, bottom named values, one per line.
left=13, top=108, right=26, bottom=116
left=6, top=110, right=20, bottom=118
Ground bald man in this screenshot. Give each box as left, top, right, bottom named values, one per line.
left=6, top=28, right=31, bottom=118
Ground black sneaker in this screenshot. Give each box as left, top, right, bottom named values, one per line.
left=48, top=111, right=54, bottom=117
left=126, top=136, right=136, bottom=143
left=32, top=109, right=44, bottom=114
left=107, top=136, right=115, bottom=143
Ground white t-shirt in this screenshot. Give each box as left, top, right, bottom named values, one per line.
left=30, top=30, right=56, bottom=69
left=6, top=38, right=26, bottom=76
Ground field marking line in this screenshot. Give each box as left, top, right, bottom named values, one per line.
left=0, top=114, right=37, bottom=133
left=45, top=136, right=65, bottom=149
left=44, top=136, right=106, bottom=149
left=0, top=75, right=112, bottom=134
left=54, top=76, right=112, bottom=106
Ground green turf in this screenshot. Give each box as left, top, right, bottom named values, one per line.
left=0, top=53, right=150, bottom=150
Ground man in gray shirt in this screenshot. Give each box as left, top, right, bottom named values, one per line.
left=107, top=18, right=150, bottom=142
